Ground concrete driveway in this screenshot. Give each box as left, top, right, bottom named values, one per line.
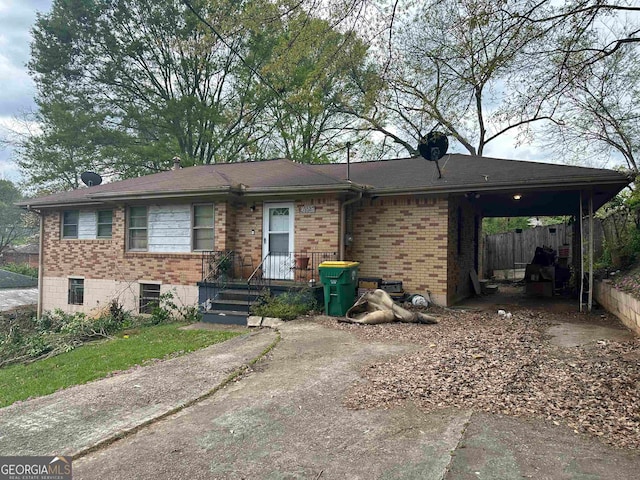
left=1, top=317, right=638, bottom=479
left=0, top=287, right=38, bottom=312
left=66, top=320, right=639, bottom=480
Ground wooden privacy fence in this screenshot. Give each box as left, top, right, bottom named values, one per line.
left=483, top=221, right=604, bottom=275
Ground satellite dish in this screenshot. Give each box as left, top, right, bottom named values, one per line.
left=81, top=171, right=103, bottom=187
left=417, top=131, right=448, bottom=179
left=418, top=131, right=448, bottom=161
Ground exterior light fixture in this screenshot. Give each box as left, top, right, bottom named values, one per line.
left=513, top=194, right=522, bottom=200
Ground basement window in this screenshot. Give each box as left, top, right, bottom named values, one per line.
left=139, top=283, right=161, bottom=314
left=62, top=210, right=79, bottom=239
left=68, top=278, right=84, bottom=305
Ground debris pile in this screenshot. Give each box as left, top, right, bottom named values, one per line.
left=343, top=289, right=437, bottom=325
left=322, top=310, right=640, bottom=450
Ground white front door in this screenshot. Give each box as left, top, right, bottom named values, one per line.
left=262, top=202, right=295, bottom=279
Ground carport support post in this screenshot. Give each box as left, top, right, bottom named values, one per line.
left=588, top=190, right=594, bottom=312
left=579, top=191, right=595, bottom=313
left=580, top=192, right=584, bottom=312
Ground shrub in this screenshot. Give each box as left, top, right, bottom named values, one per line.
left=1, top=300, right=132, bottom=367
left=147, top=290, right=202, bottom=326
left=250, top=289, right=317, bottom=321
left=1, top=263, right=38, bottom=278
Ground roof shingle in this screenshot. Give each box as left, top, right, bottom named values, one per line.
left=21, top=155, right=629, bottom=208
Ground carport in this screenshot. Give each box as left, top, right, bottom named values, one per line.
left=315, top=154, right=630, bottom=308
left=474, top=181, right=629, bottom=311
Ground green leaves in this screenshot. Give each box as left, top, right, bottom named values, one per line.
left=21, top=0, right=378, bottom=185
left=0, top=180, right=34, bottom=256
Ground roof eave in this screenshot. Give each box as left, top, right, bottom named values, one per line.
left=19, top=200, right=106, bottom=210
left=88, top=186, right=237, bottom=202
left=242, top=184, right=365, bottom=196
left=369, top=177, right=629, bottom=196
left=19, top=183, right=365, bottom=208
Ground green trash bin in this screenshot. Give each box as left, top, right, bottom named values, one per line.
left=318, top=261, right=360, bottom=316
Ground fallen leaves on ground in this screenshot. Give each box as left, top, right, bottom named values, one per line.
left=317, top=309, right=640, bottom=450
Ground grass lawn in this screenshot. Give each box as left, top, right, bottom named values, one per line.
left=0, top=323, right=242, bottom=408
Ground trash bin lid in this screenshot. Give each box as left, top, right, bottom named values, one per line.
left=318, top=261, right=360, bottom=268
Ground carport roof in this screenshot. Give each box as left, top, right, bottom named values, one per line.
left=312, top=155, right=630, bottom=216
left=21, top=154, right=629, bottom=215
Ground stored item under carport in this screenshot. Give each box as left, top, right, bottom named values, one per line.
left=358, top=277, right=382, bottom=289
left=381, top=280, right=403, bottom=293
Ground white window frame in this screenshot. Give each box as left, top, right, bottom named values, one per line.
left=128, top=206, right=148, bottom=251
left=192, top=203, right=215, bottom=251
left=96, top=209, right=113, bottom=239
left=62, top=210, right=79, bottom=239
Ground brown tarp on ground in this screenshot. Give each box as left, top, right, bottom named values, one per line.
left=342, top=289, right=438, bottom=325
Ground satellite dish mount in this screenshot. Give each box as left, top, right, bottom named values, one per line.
left=418, top=131, right=449, bottom=179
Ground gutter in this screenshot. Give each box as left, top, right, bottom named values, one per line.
left=339, top=190, right=363, bottom=260
left=368, top=177, right=629, bottom=196
left=22, top=184, right=366, bottom=209
left=89, top=185, right=236, bottom=200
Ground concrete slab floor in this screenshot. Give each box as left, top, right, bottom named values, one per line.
left=547, top=321, right=635, bottom=347
left=0, top=330, right=277, bottom=457
left=447, top=412, right=640, bottom=480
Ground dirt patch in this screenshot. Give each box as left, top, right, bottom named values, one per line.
left=317, top=310, right=640, bottom=450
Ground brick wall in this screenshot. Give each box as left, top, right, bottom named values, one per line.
left=231, top=200, right=263, bottom=274
left=43, top=194, right=486, bottom=310
left=41, top=196, right=342, bottom=312
left=42, top=207, right=204, bottom=286
left=1, top=252, right=39, bottom=268
left=346, top=195, right=449, bottom=305
left=42, top=205, right=210, bottom=313
left=447, top=196, right=481, bottom=304
left=294, top=197, right=340, bottom=254
left=595, top=280, right=640, bottom=336
left=41, top=276, right=197, bottom=314
left=230, top=196, right=341, bottom=272
left=215, top=202, right=229, bottom=251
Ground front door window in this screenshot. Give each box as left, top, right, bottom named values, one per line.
left=263, top=203, right=294, bottom=279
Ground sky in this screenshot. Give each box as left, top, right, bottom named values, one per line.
left=0, top=0, right=588, bottom=185
left=0, top=0, right=51, bottom=181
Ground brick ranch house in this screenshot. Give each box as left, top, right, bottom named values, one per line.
left=20, top=155, right=628, bottom=318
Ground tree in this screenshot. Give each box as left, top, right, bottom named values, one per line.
left=0, top=180, right=34, bottom=258
left=504, top=0, right=640, bottom=70
left=253, top=13, right=379, bottom=163
left=25, top=0, right=267, bottom=182
left=15, top=96, right=114, bottom=192
left=483, top=217, right=533, bottom=236
left=538, top=45, right=639, bottom=173
left=351, top=0, right=557, bottom=157
left=19, top=0, right=379, bottom=189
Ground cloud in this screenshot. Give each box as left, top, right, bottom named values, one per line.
left=0, top=0, right=51, bottom=67
left=0, top=54, right=36, bottom=117
left=0, top=0, right=52, bottom=180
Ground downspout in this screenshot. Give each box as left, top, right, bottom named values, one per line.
left=28, top=206, right=44, bottom=319
left=339, top=191, right=363, bottom=260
